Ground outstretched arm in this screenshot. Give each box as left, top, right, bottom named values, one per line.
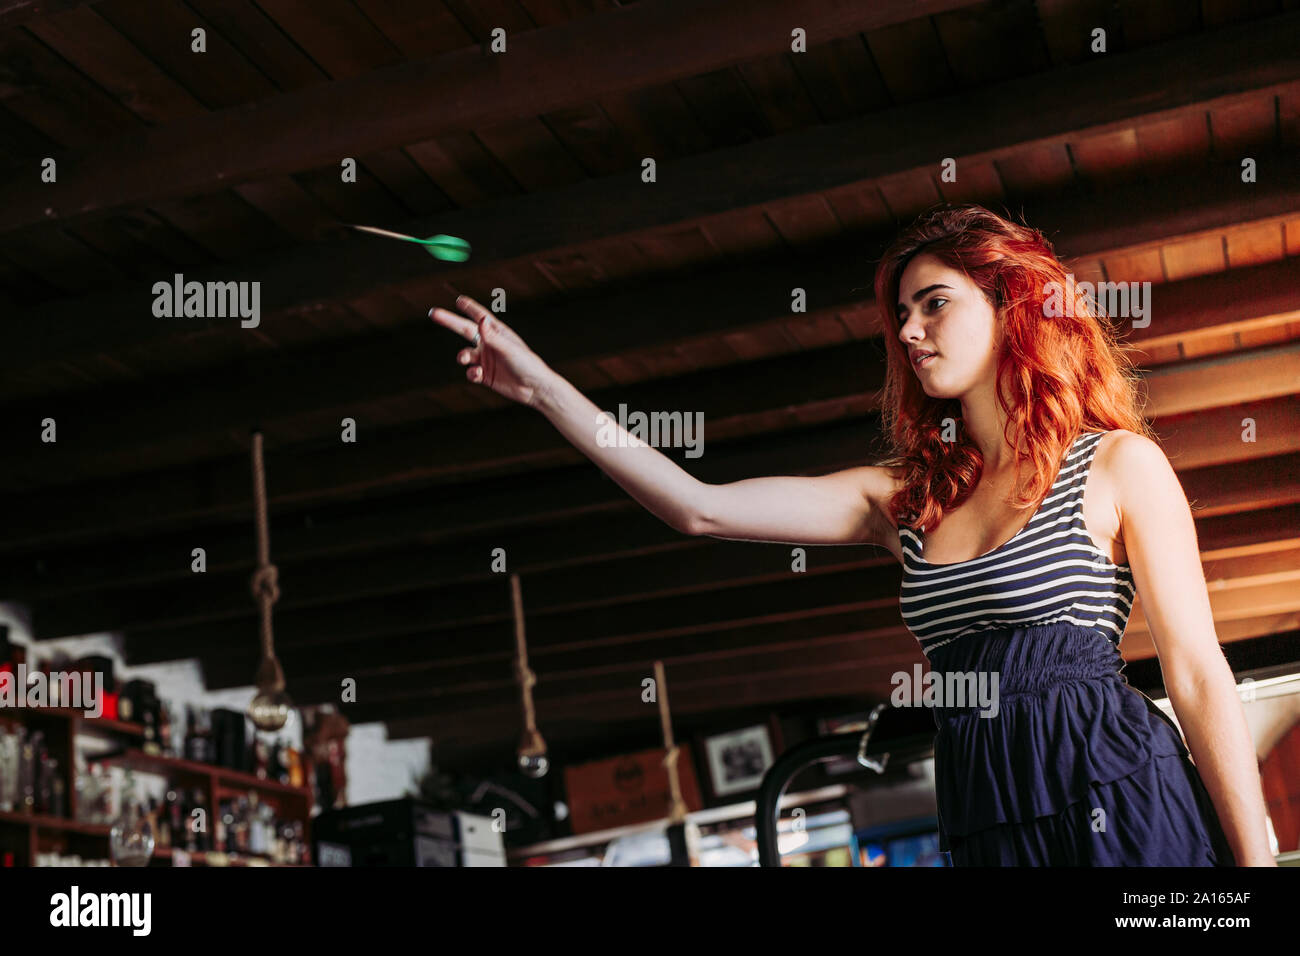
left=433, top=295, right=895, bottom=547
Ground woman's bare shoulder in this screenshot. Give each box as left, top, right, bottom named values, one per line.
left=1093, top=429, right=1167, bottom=484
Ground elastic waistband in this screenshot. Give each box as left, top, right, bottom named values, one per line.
left=924, top=624, right=1129, bottom=708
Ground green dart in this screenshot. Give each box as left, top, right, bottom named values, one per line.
left=345, top=224, right=471, bottom=262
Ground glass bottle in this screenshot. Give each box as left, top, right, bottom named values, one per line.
left=287, top=745, right=304, bottom=789
left=142, top=710, right=160, bottom=757
left=0, top=729, right=18, bottom=812
left=36, top=751, right=54, bottom=815
left=110, top=774, right=154, bottom=866
left=50, top=764, right=65, bottom=818
left=159, top=701, right=173, bottom=757
left=18, top=730, right=40, bottom=813
left=235, top=796, right=250, bottom=854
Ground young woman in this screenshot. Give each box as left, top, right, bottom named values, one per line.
left=430, top=203, right=1276, bottom=867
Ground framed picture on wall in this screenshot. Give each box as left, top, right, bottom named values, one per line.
left=702, top=722, right=776, bottom=799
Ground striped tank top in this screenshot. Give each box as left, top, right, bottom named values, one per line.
left=898, top=430, right=1136, bottom=656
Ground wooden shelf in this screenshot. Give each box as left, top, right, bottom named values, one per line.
left=0, top=706, right=146, bottom=738
left=149, top=845, right=310, bottom=868
left=0, top=700, right=313, bottom=866
left=102, top=748, right=312, bottom=800
left=0, top=809, right=111, bottom=836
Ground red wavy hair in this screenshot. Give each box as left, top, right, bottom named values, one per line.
left=872, top=203, right=1153, bottom=533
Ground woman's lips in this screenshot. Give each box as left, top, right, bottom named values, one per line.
left=914, top=353, right=937, bottom=370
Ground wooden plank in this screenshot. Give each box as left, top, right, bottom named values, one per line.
left=1101, top=248, right=1164, bottom=283
left=1117, top=0, right=1200, bottom=46
left=148, top=189, right=288, bottom=261
left=1211, top=98, right=1279, bottom=155
left=93, top=0, right=279, bottom=107
left=352, top=0, right=475, bottom=57
left=230, top=176, right=339, bottom=244
left=1202, top=0, right=1280, bottom=28
left=11, top=19, right=1300, bottom=371
left=268, top=551, right=1300, bottom=701
left=0, top=0, right=983, bottom=232
left=0, top=222, right=127, bottom=293
left=254, top=0, right=401, bottom=79
left=473, top=116, right=589, bottom=191
left=0, top=27, right=143, bottom=146
left=993, top=141, right=1075, bottom=198
left=1141, top=342, right=1300, bottom=417
left=787, top=34, right=891, bottom=121
left=1225, top=221, right=1286, bottom=267
left=877, top=169, right=943, bottom=221
left=1036, top=0, right=1119, bottom=65
left=739, top=53, right=825, bottom=135
left=1069, top=128, right=1142, bottom=188
left=7, top=198, right=1300, bottom=483
left=931, top=0, right=1051, bottom=86
left=1135, top=112, right=1210, bottom=174
left=0, top=0, right=100, bottom=30
left=40, top=451, right=1300, bottom=640
left=935, top=158, right=1004, bottom=204
left=762, top=193, right=843, bottom=244
left=537, top=101, right=639, bottom=178
left=864, top=18, right=954, bottom=104
left=186, top=0, right=331, bottom=91
left=24, top=5, right=204, bottom=123
left=1161, top=233, right=1225, bottom=281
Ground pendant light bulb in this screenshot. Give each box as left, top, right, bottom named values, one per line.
left=249, top=653, right=293, bottom=732
left=517, top=727, right=549, bottom=778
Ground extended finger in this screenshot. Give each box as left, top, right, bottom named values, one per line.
left=428, top=305, right=478, bottom=342
left=454, top=294, right=492, bottom=324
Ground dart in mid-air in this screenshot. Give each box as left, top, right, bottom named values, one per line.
left=344, top=224, right=471, bottom=262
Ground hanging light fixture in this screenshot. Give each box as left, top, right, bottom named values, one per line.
left=509, top=573, right=548, bottom=777
left=247, top=431, right=293, bottom=732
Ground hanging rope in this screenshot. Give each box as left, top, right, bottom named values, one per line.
left=655, top=659, right=688, bottom=825
left=250, top=432, right=281, bottom=666
left=510, top=573, right=539, bottom=738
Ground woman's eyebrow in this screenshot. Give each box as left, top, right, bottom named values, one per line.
left=897, top=283, right=954, bottom=316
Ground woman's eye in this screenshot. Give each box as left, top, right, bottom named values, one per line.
left=927, top=297, right=947, bottom=312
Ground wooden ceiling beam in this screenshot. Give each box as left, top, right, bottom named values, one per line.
left=374, top=614, right=1300, bottom=747
left=5, top=419, right=866, bottom=597
left=15, top=393, right=1300, bottom=637
left=259, top=546, right=1300, bottom=708
left=307, top=595, right=1300, bottom=730
left=7, top=15, right=1300, bottom=373
left=163, top=500, right=1300, bottom=685
left=7, top=234, right=1299, bottom=484
left=43, top=448, right=1300, bottom=640
left=4, top=325, right=1297, bottom=555
left=0, top=0, right=978, bottom=234
left=0, top=0, right=97, bottom=30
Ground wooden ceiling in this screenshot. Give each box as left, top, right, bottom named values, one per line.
left=3, top=0, right=1299, bottom=770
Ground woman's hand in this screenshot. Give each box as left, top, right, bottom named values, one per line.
left=430, top=295, right=557, bottom=408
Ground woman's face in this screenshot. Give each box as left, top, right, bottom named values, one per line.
left=895, top=252, right=1001, bottom=400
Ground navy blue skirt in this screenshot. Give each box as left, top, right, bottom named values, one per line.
left=926, top=624, right=1236, bottom=867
